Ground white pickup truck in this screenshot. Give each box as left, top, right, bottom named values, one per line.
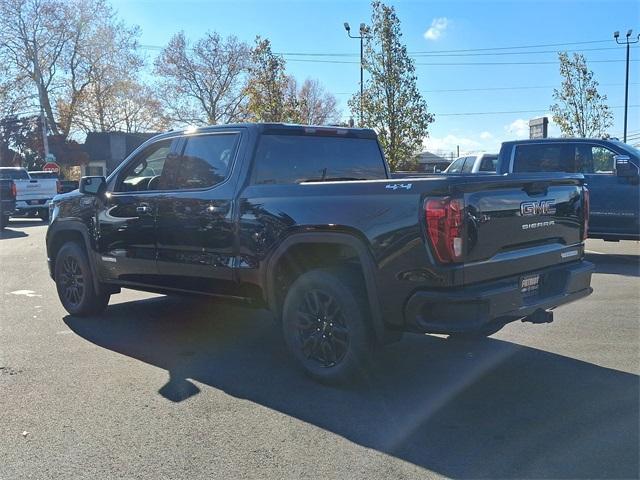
left=0, top=167, right=60, bottom=221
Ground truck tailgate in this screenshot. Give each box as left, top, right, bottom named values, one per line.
left=451, top=174, right=586, bottom=284
left=15, top=179, right=58, bottom=202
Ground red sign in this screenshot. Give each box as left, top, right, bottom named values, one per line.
left=43, top=162, right=60, bottom=173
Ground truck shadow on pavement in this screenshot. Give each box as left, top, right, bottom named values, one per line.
left=0, top=228, right=28, bottom=239
left=65, top=296, right=639, bottom=479
left=586, top=252, right=640, bottom=277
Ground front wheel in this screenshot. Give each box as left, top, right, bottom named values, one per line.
left=38, top=209, right=49, bottom=222
left=0, top=215, right=7, bottom=230
left=55, top=242, right=110, bottom=316
left=282, top=268, right=374, bottom=384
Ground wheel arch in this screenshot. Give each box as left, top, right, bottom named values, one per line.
left=47, top=221, right=101, bottom=294
left=264, top=231, right=390, bottom=343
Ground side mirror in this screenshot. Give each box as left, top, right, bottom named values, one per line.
left=614, top=155, right=636, bottom=177
left=79, top=176, right=106, bottom=196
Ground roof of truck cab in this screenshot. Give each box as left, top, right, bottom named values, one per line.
left=502, top=138, right=616, bottom=145
left=155, top=123, right=378, bottom=140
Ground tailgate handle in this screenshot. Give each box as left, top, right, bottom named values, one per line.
left=523, top=182, right=550, bottom=196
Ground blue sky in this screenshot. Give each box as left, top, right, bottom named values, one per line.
left=111, top=0, right=640, bottom=155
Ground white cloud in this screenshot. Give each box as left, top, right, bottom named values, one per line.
left=505, top=118, right=529, bottom=138
left=423, top=134, right=482, bottom=155
left=504, top=114, right=561, bottom=140
left=479, top=131, right=493, bottom=140
left=424, top=17, right=449, bottom=41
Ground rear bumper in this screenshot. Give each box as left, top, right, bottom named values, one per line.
left=404, top=260, right=594, bottom=334
left=14, top=199, right=51, bottom=214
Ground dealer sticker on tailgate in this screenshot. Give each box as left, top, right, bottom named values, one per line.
left=520, top=274, right=540, bottom=297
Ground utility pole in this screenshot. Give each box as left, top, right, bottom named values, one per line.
left=40, top=108, right=49, bottom=158
left=343, top=22, right=370, bottom=126
left=614, top=29, right=640, bottom=142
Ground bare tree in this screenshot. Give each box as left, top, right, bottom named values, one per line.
left=76, top=79, right=167, bottom=133
left=294, top=78, right=339, bottom=125
left=0, top=0, right=144, bottom=138
left=0, top=62, right=33, bottom=119
left=0, top=0, right=72, bottom=136
left=550, top=52, right=613, bottom=138
left=154, top=31, right=250, bottom=126
left=56, top=0, right=142, bottom=137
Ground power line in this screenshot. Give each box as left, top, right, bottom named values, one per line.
left=333, top=82, right=640, bottom=94
left=139, top=38, right=626, bottom=59
left=279, top=45, right=634, bottom=58
left=435, top=104, right=639, bottom=117
left=285, top=58, right=638, bottom=66
left=405, top=39, right=613, bottom=54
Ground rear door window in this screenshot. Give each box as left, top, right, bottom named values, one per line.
left=252, top=135, right=386, bottom=185
left=589, top=146, right=616, bottom=173
left=479, top=155, right=498, bottom=172
left=513, top=144, right=576, bottom=173
left=462, top=156, right=476, bottom=173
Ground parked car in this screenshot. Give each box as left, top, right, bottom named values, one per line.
left=444, top=153, right=499, bottom=174
left=47, top=124, right=594, bottom=383
left=0, top=167, right=60, bottom=221
left=0, top=178, right=17, bottom=230
left=28, top=170, right=79, bottom=194
left=495, top=139, right=640, bottom=241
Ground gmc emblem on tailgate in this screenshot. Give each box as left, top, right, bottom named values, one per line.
left=520, top=199, right=556, bottom=216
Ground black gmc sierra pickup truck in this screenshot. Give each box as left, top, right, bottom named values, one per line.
left=47, top=123, right=594, bottom=382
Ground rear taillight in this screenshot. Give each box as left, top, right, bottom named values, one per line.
left=10, top=182, right=16, bottom=198
left=425, top=197, right=464, bottom=263
left=56, top=180, right=62, bottom=194
left=582, top=186, right=590, bottom=241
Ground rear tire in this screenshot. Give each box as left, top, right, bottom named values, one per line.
left=0, top=215, right=7, bottom=231
left=38, top=209, right=49, bottom=222
left=54, top=242, right=110, bottom=316
left=282, top=268, right=374, bottom=384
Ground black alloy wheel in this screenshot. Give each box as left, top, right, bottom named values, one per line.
left=296, top=289, right=350, bottom=368
left=282, top=268, right=374, bottom=383
left=59, top=254, right=85, bottom=308
left=54, top=242, right=110, bottom=316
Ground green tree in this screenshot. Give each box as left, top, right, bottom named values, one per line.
left=550, top=52, right=613, bottom=138
left=349, top=1, right=434, bottom=170
left=245, top=37, right=296, bottom=122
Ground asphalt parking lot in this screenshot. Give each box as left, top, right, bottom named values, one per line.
left=1, top=219, right=638, bottom=479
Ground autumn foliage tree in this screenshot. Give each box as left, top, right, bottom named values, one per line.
left=350, top=1, right=434, bottom=170
left=550, top=52, right=613, bottom=138
left=244, top=37, right=297, bottom=122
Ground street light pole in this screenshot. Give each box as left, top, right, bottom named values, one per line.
left=344, top=22, right=369, bottom=126
left=614, top=29, right=640, bottom=143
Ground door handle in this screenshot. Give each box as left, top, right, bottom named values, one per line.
left=136, top=204, right=150, bottom=214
